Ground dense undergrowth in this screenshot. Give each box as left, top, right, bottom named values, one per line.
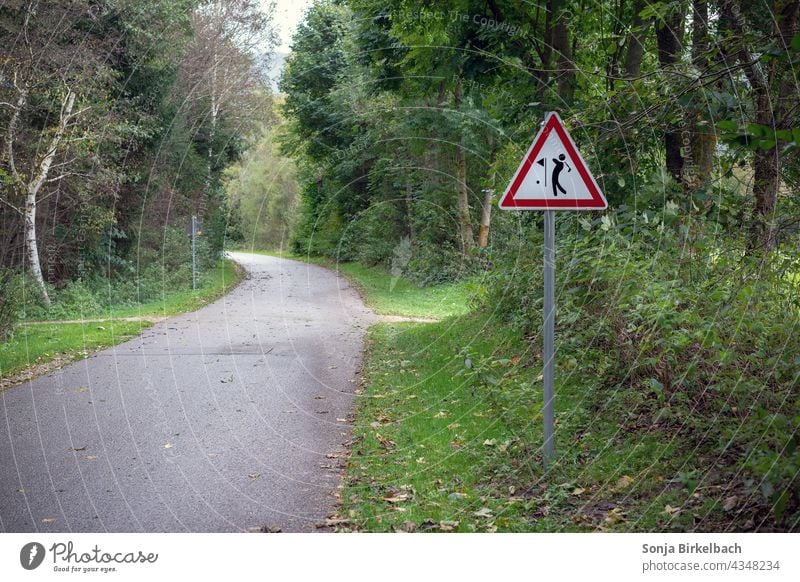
left=1, top=228, right=220, bottom=330
left=480, top=208, right=800, bottom=528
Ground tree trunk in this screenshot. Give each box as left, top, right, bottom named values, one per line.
left=684, top=0, right=716, bottom=193
left=552, top=0, right=575, bottom=103
left=751, top=143, right=779, bottom=251
left=405, top=176, right=415, bottom=242
left=656, top=3, right=686, bottom=184
left=477, top=179, right=494, bottom=248
left=478, top=150, right=496, bottom=249
left=453, top=76, right=474, bottom=256
left=623, top=0, right=648, bottom=78
left=24, top=193, right=49, bottom=306
left=21, top=88, right=76, bottom=306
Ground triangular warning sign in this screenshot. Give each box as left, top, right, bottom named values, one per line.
left=499, top=112, right=607, bottom=210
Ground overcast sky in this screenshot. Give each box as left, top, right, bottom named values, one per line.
left=269, top=0, right=315, bottom=53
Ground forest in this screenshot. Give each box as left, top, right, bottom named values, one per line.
left=0, top=0, right=278, bottom=332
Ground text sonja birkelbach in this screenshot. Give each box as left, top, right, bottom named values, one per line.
left=643, top=542, right=743, bottom=557
left=48, top=541, right=158, bottom=573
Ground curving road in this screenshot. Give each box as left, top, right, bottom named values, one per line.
left=0, top=252, right=375, bottom=532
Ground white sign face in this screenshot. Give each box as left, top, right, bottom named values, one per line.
left=499, top=112, right=607, bottom=210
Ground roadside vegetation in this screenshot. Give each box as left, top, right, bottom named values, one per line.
left=323, top=228, right=799, bottom=532
left=0, top=258, right=242, bottom=381
left=275, top=0, right=800, bottom=532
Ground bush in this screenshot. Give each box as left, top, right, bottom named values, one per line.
left=0, top=269, right=21, bottom=340
left=483, top=205, right=800, bottom=527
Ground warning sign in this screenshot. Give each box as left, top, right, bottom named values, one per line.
left=499, top=112, right=607, bottom=210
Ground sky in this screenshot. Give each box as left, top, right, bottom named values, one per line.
left=268, top=0, right=315, bottom=53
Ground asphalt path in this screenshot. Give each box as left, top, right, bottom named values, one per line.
left=0, top=252, right=375, bottom=532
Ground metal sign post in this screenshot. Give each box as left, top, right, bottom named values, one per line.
left=191, top=214, right=197, bottom=291
left=498, top=112, right=607, bottom=470
left=543, top=210, right=555, bottom=466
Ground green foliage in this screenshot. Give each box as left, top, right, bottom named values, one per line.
left=482, top=207, right=800, bottom=528
left=224, top=123, right=299, bottom=251
left=0, top=269, right=20, bottom=341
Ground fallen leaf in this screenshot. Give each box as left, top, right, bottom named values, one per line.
left=664, top=504, right=681, bottom=515
left=249, top=473, right=261, bottom=480
left=473, top=507, right=493, bottom=518
left=447, top=422, right=461, bottom=430
left=723, top=496, right=738, bottom=512
left=614, top=475, right=634, bottom=490
left=438, top=520, right=459, bottom=531
left=69, top=446, right=87, bottom=452
left=402, top=521, right=416, bottom=532
left=572, top=487, right=586, bottom=496
left=434, top=410, right=449, bottom=418
left=483, top=439, right=497, bottom=447
left=604, top=507, right=626, bottom=525
left=83, top=455, right=97, bottom=461
left=375, top=433, right=396, bottom=450
left=163, top=443, right=173, bottom=449
left=42, top=518, right=57, bottom=524
left=382, top=493, right=409, bottom=503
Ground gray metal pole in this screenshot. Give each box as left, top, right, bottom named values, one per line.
left=543, top=209, right=555, bottom=467
left=191, top=215, right=197, bottom=291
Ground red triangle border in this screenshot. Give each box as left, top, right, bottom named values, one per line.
left=499, top=112, right=607, bottom=210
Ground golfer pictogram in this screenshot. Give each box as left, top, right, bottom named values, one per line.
left=550, top=153, right=571, bottom=197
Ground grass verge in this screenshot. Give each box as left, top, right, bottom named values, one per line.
left=1, top=259, right=243, bottom=381
left=337, top=310, right=737, bottom=532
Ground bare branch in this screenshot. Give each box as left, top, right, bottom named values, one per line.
left=0, top=196, right=23, bottom=215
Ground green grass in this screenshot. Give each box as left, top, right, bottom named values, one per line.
left=0, top=320, right=149, bottom=379
left=1, top=259, right=244, bottom=380
left=337, top=312, right=727, bottom=532
left=236, top=249, right=471, bottom=318
left=100, top=258, right=242, bottom=319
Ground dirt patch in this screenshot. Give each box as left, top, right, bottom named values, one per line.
left=0, top=352, right=83, bottom=393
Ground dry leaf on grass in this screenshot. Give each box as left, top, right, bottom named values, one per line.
left=614, top=475, right=634, bottom=491
left=604, top=507, right=626, bottom=525
left=473, top=507, right=493, bottom=518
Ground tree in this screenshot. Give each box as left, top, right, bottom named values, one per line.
left=0, top=1, right=114, bottom=304
left=179, top=0, right=277, bottom=197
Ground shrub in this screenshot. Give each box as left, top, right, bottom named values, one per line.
left=0, top=269, right=20, bottom=340
left=483, top=205, right=800, bottom=526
